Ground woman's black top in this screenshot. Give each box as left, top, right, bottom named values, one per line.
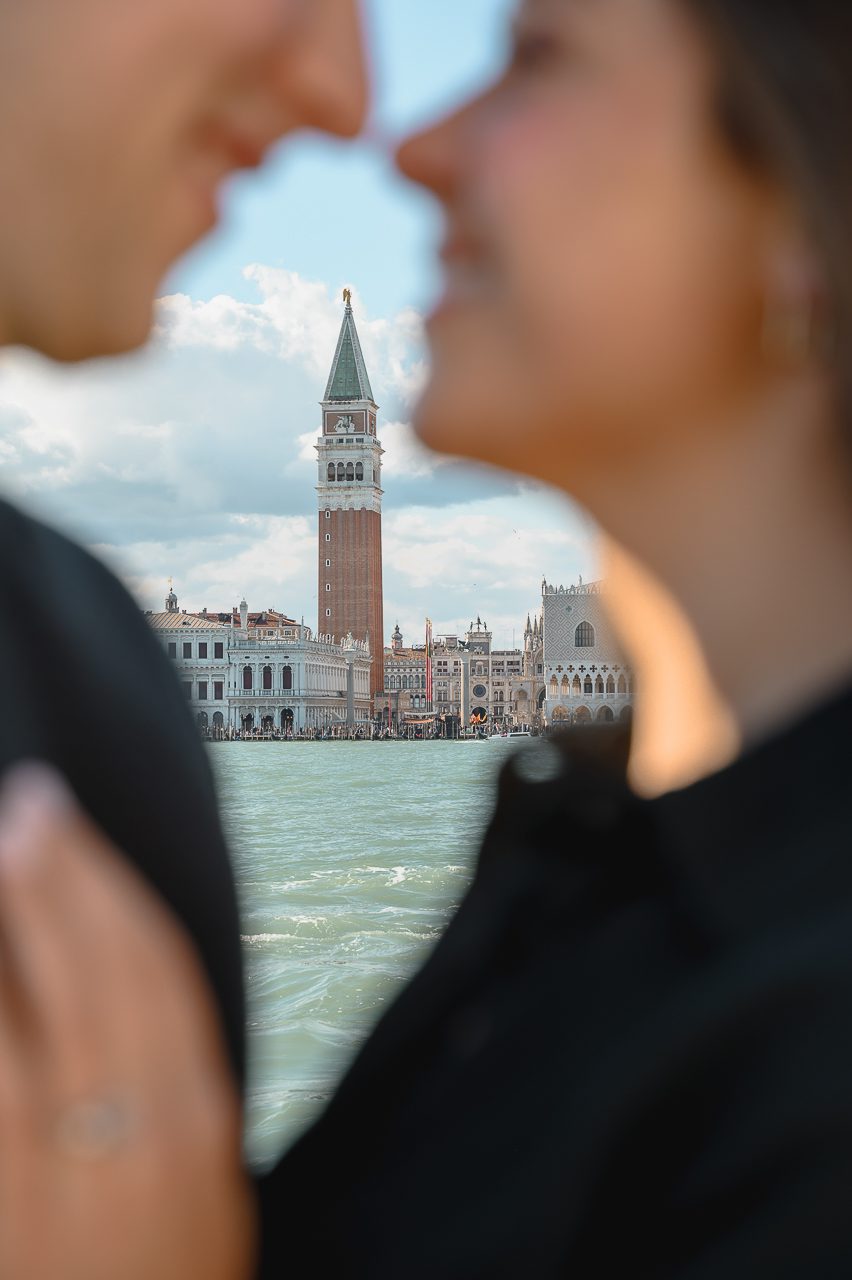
left=8, top=499, right=852, bottom=1277
left=260, top=668, right=852, bottom=1277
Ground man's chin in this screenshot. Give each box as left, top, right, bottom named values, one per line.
left=17, top=304, right=154, bottom=364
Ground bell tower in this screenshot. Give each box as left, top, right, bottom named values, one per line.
left=316, top=290, right=384, bottom=704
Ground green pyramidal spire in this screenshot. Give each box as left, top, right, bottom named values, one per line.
left=324, top=291, right=375, bottom=402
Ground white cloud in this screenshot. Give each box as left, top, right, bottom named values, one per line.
left=380, top=494, right=595, bottom=646
left=0, top=268, right=595, bottom=645
left=155, top=269, right=427, bottom=406
left=380, top=420, right=443, bottom=479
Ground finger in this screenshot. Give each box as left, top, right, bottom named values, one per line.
left=0, top=913, right=36, bottom=1136
left=0, top=766, right=247, bottom=1280
left=0, top=764, right=235, bottom=1114
left=0, top=763, right=120, bottom=1098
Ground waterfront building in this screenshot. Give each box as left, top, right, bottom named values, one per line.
left=491, top=615, right=545, bottom=728
left=147, top=587, right=372, bottom=734
left=316, top=291, right=385, bottom=704
left=518, top=612, right=546, bottom=725
left=457, top=615, right=545, bottom=730
left=379, top=627, right=469, bottom=736
left=431, top=633, right=463, bottom=731
left=464, top=617, right=493, bottom=726
left=376, top=623, right=429, bottom=729
left=379, top=617, right=545, bottom=733
left=541, top=578, right=634, bottom=724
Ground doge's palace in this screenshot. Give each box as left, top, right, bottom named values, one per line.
left=541, top=579, right=634, bottom=725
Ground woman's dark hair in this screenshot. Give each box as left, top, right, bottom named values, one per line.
left=688, top=1, right=851, bottom=419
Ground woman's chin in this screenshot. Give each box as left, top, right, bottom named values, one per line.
left=412, top=380, right=516, bottom=475
left=411, top=379, right=471, bottom=461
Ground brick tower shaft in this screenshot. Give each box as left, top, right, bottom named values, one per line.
left=316, top=293, right=384, bottom=704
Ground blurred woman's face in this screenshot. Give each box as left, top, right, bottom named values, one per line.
left=0, top=0, right=366, bottom=361
left=399, top=0, right=778, bottom=490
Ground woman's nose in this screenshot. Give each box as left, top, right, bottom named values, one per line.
left=396, top=108, right=465, bottom=202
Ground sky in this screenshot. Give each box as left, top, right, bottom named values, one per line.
left=0, top=0, right=596, bottom=652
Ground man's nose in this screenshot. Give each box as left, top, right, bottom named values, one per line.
left=272, top=0, right=369, bottom=139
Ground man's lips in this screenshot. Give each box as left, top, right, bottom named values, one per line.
left=178, top=122, right=277, bottom=242
left=196, top=118, right=271, bottom=176
left=221, top=133, right=267, bottom=171
left=434, top=222, right=501, bottom=310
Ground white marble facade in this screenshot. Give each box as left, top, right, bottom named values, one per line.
left=147, top=592, right=372, bottom=733
left=541, top=579, right=634, bottom=726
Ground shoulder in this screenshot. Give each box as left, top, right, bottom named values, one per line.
left=0, top=500, right=245, bottom=1081
left=0, top=496, right=213, bottom=821
left=477, top=726, right=635, bottom=871
left=0, top=497, right=177, bottom=683
left=1, top=497, right=151, bottom=626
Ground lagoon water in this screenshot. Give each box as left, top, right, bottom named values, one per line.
left=210, top=740, right=508, bottom=1169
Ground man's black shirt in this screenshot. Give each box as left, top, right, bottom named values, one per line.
left=0, top=498, right=245, bottom=1083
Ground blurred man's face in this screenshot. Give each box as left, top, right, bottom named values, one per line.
left=0, top=0, right=367, bottom=361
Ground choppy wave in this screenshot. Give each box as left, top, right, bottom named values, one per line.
left=212, top=739, right=500, bottom=1167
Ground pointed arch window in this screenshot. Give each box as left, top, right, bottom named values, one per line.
left=617, top=675, right=627, bottom=696
left=606, top=675, right=616, bottom=696
left=573, top=675, right=582, bottom=697
left=584, top=676, right=593, bottom=696
left=575, top=621, right=595, bottom=648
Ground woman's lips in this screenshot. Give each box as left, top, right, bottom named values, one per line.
left=439, top=229, right=488, bottom=267
left=432, top=232, right=496, bottom=320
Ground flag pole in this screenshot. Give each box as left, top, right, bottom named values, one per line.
left=425, top=617, right=433, bottom=724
